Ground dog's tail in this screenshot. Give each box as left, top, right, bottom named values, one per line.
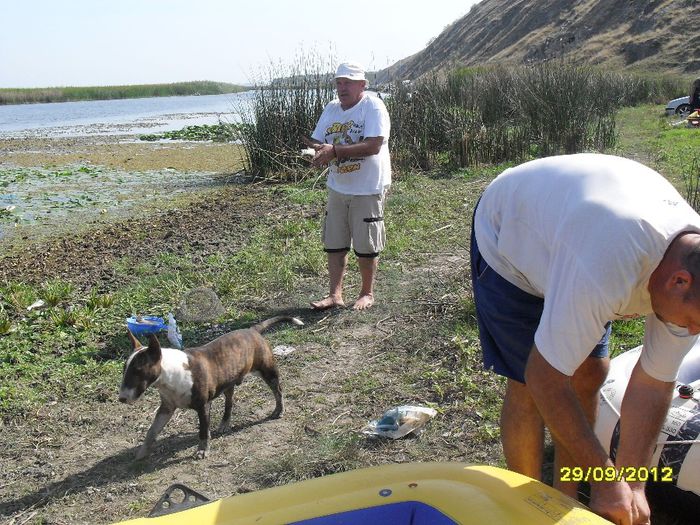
left=251, top=316, right=304, bottom=333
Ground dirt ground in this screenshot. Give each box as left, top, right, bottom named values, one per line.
left=0, top=136, right=501, bottom=525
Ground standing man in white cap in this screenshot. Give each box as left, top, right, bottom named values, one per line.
left=307, top=62, right=392, bottom=311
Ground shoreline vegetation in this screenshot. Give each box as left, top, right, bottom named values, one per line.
left=0, top=80, right=248, bottom=106
left=236, top=61, right=690, bottom=178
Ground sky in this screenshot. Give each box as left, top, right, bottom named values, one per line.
left=0, top=0, right=482, bottom=89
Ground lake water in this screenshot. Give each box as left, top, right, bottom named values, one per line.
left=0, top=91, right=255, bottom=138
left=0, top=92, right=258, bottom=240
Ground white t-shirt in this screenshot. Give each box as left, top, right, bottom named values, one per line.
left=474, top=153, right=700, bottom=381
left=312, top=93, right=391, bottom=195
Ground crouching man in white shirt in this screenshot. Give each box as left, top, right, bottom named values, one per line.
left=471, top=153, right=700, bottom=525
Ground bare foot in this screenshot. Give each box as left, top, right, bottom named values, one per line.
left=353, top=293, right=374, bottom=311
left=310, top=296, right=345, bottom=310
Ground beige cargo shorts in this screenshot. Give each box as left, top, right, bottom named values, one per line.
left=322, top=188, right=387, bottom=257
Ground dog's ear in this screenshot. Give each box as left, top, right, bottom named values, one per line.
left=127, top=329, right=142, bottom=350
left=146, top=333, right=162, bottom=359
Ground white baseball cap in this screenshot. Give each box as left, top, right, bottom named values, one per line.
left=334, top=62, right=366, bottom=82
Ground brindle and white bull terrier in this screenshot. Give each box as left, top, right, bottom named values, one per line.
left=118, top=316, right=302, bottom=459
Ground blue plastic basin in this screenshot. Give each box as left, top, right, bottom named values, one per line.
left=126, top=315, right=166, bottom=335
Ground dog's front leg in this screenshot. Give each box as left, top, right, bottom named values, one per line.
left=195, top=403, right=211, bottom=459
left=136, top=404, right=174, bottom=460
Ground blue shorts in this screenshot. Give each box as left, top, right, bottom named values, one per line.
left=469, top=211, right=610, bottom=384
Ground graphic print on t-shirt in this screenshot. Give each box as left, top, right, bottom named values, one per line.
left=325, top=120, right=363, bottom=175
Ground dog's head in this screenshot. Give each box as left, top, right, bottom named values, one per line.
left=118, top=330, right=162, bottom=404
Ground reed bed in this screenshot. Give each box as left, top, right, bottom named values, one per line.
left=684, top=156, right=700, bottom=212
left=236, top=61, right=687, bottom=178
left=611, top=71, right=689, bottom=106
left=0, top=81, right=246, bottom=105
left=234, top=56, right=336, bottom=181
left=390, top=64, right=621, bottom=170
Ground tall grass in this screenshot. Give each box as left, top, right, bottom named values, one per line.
left=386, top=63, right=622, bottom=170
left=236, top=60, right=687, bottom=177
left=234, top=55, right=336, bottom=181
left=611, top=71, right=689, bottom=106
left=0, top=81, right=247, bottom=105
left=683, top=156, right=700, bottom=212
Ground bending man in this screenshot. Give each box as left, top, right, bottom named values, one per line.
left=470, top=153, right=700, bottom=525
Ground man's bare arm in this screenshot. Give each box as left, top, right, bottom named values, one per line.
left=309, top=136, right=384, bottom=167
left=616, top=361, right=674, bottom=524
left=525, top=347, right=634, bottom=525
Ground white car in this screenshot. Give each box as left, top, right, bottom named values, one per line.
left=666, top=95, right=692, bottom=115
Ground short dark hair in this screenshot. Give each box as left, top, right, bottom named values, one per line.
left=682, top=239, right=700, bottom=274
left=681, top=239, right=700, bottom=300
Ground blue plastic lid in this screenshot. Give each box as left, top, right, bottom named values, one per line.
left=126, top=315, right=166, bottom=335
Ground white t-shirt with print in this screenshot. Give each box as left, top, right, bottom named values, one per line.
left=312, top=93, right=391, bottom=195
left=474, top=153, right=700, bottom=381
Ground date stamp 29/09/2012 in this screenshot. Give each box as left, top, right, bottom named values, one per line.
left=559, top=466, right=673, bottom=483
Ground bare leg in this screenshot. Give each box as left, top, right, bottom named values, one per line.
left=311, top=251, right=347, bottom=309
left=501, top=378, right=545, bottom=479
left=553, top=356, right=609, bottom=497
left=354, top=256, right=378, bottom=310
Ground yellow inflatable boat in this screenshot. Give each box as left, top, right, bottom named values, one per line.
left=113, top=462, right=609, bottom=524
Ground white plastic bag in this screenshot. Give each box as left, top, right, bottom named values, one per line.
left=167, top=312, right=183, bottom=349
left=272, top=345, right=296, bottom=357
left=364, top=405, right=437, bottom=439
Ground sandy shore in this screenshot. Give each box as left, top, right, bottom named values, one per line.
left=0, top=135, right=245, bottom=172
